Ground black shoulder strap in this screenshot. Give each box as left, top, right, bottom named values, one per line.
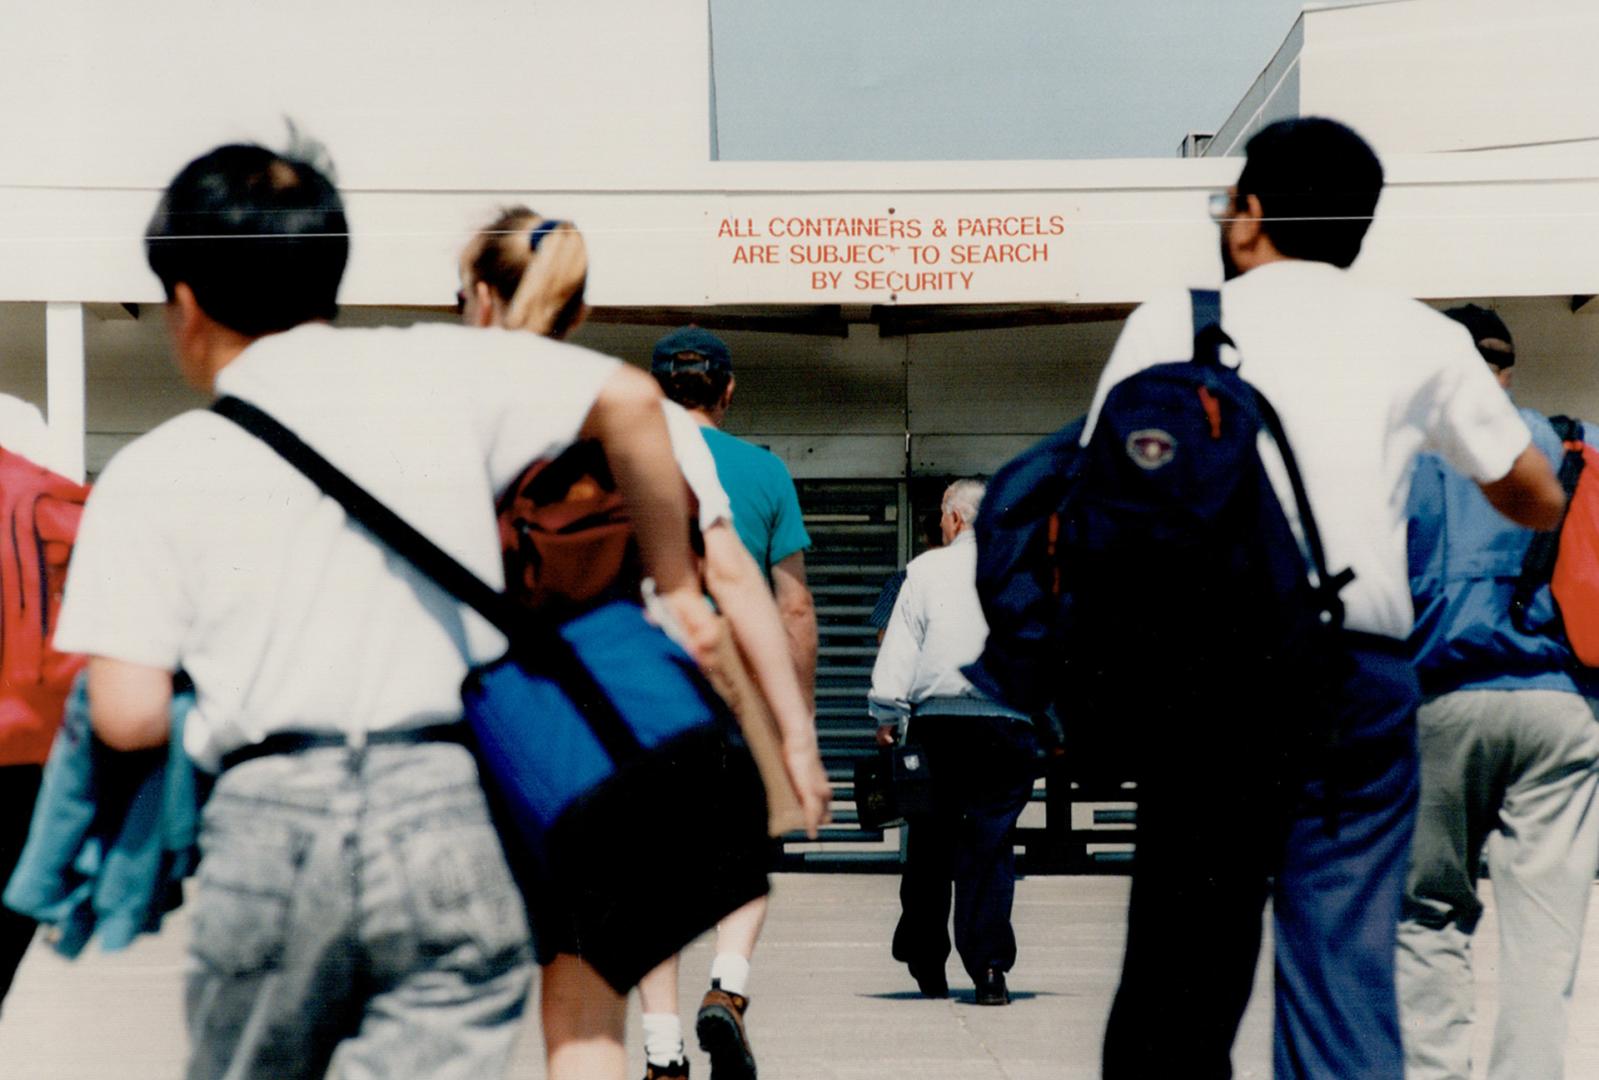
left=1187, top=289, right=1354, bottom=618
left=213, top=396, right=524, bottom=639
left=1252, top=390, right=1356, bottom=617
left=210, top=395, right=651, bottom=763
left=1511, top=415, right=1584, bottom=634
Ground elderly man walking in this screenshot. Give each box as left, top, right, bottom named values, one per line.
left=870, top=479, right=1041, bottom=1006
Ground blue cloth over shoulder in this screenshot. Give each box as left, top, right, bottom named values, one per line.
left=2, top=673, right=205, bottom=957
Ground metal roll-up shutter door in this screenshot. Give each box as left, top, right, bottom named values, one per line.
left=780, top=479, right=905, bottom=870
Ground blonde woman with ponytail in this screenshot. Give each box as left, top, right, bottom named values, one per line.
left=459, top=209, right=830, bottom=1080
left=458, top=210, right=589, bottom=338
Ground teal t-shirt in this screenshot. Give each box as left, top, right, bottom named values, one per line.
left=700, top=427, right=810, bottom=573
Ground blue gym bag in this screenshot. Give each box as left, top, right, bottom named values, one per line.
left=212, top=396, right=770, bottom=994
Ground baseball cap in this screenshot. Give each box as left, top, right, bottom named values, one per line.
left=651, top=327, right=732, bottom=375
left=1442, top=304, right=1514, bottom=367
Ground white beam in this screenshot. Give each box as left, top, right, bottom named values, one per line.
left=44, top=302, right=86, bottom=482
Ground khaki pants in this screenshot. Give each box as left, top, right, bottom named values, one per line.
left=1397, top=689, right=1599, bottom=1080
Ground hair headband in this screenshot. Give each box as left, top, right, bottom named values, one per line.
left=529, top=219, right=567, bottom=252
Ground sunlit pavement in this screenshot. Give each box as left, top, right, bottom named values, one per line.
left=3, top=875, right=1596, bottom=1079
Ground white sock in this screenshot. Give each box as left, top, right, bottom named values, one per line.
left=709, top=953, right=752, bottom=997
left=641, top=1012, right=685, bottom=1067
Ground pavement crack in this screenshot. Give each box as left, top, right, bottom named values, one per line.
left=949, top=1001, right=1015, bottom=1079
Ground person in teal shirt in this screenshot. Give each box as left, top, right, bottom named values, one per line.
left=637, top=326, right=818, bottom=1080
left=651, top=328, right=815, bottom=692
left=700, top=425, right=811, bottom=584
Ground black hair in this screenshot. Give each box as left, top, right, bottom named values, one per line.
left=1442, top=303, right=1515, bottom=366
left=145, top=144, right=348, bottom=337
left=654, top=364, right=732, bottom=412
left=1236, top=118, right=1384, bottom=269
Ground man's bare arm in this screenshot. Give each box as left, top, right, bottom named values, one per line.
left=1479, top=443, right=1565, bottom=531
left=771, top=551, right=818, bottom=713
left=87, top=657, right=173, bottom=751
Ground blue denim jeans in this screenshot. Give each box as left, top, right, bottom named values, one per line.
left=1102, top=639, right=1421, bottom=1080
left=185, top=740, right=533, bottom=1080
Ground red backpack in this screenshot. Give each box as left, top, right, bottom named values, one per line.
left=0, top=448, right=89, bottom=766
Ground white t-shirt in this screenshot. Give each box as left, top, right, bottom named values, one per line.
left=54, top=321, right=626, bottom=769
left=1083, top=260, right=1531, bottom=641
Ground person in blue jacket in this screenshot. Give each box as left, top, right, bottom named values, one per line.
left=1399, top=304, right=1599, bottom=1080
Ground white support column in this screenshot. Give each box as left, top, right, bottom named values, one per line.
left=44, top=302, right=87, bottom=483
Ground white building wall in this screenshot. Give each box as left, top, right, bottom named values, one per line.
left=2, top=1, right=1598, bottom=481
left=0, top=1, right=712, bottom=191
left=1211, top=0, right=1599, bottom=158
left=1303, top=0, right=1599, bottom=155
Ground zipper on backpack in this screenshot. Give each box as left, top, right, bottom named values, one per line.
left=1198, top=386, right=1223, bottom=439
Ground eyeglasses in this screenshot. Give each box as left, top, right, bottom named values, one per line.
left=454, top=288, right=468, bottom=316
left=1207, top=191, right=1233, bottom=223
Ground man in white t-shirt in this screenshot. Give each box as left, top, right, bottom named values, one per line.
left=1081, top=119, right=1563, bottom=1080
left=53, top=144, right=714, bottom=1080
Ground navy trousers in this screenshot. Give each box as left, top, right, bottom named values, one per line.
left=892, top=715, right=1039, bottom=983
left=1101, top=640, right=1420, bottom=1080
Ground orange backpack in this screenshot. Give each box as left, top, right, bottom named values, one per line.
left=1513, top=417, right=1599, bottom=666
left=0, top=448, right=89, bottom=766
left=1551, top=425, right=1599, bottom=664
left=497, top=441, right=641, bottom=615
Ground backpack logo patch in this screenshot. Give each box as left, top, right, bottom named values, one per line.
left=1126, top=429, right=1177, bottom=470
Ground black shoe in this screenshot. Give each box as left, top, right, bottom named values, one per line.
left=907, top=961, right=949, bottom=999
left=643, top=1060, right=690, bottom=1080
left=696, top=980, right=757, bottom=1080
left=974, top=968, right=1009, bottom=1006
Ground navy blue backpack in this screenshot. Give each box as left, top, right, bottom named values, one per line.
left=965, top=290, right=1354, bottom=776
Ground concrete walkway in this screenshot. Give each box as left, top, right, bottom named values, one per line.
left=3, top=875, right=1597, bottom=1078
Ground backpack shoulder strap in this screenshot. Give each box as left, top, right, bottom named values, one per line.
left=1511, top=415, right=1584, bottom=634
left=213, top=396, right=522, bottom=637
left=1188, top=288, right=1353, bottom=619
left=1189, top=288, right=1234, bottom=367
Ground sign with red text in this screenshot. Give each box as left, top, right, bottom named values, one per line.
left=710, top=202, right=1077, bottom=304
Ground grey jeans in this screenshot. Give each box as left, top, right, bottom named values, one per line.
left=1396, top=689, right=1599, bottom=1080
left=185, top=740, right=533, bottom=1080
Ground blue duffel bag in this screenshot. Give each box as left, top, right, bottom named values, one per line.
left=214, top=397, right=770, bottom=994
left=464, top=600, right=769, bottom=990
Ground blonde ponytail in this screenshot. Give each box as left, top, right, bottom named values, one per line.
left=462, top=207, right=589, bottom=340
left=502, top=222, right=588, bottom=338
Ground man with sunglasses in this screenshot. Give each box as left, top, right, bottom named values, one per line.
left=1081, top=117, right=1563, bottom=1080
